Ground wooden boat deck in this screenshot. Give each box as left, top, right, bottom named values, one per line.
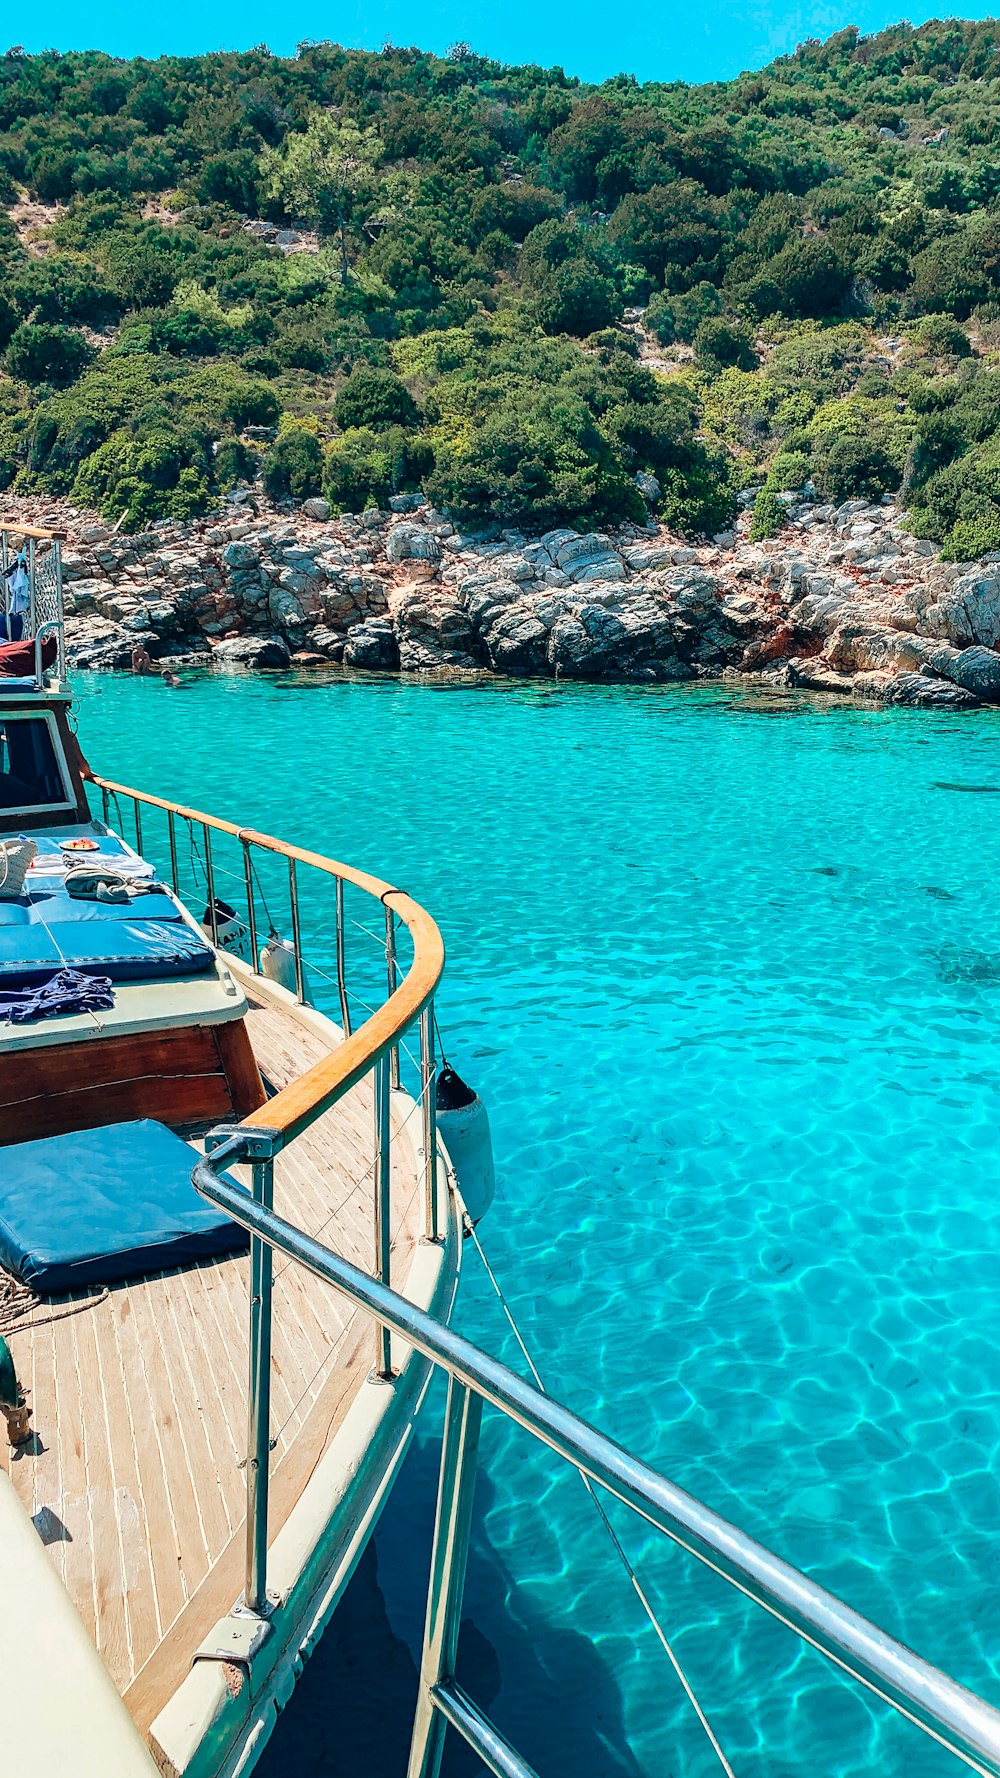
left=1, top=999, right=422, bottom=1729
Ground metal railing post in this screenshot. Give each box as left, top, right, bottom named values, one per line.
left=288, top=857, right=305, bottom=1003
left=245, top=1156, right=274, bottom=1615
left=101, top=786, right=110, bottom=826
left=335, top=877, right=351, bottom=1037
left=406, top=1378, right=483, bottom=1778
left=204, top=826, right=218, bottom=947
left=243, top=840, right=259, bottom=974
left=167, top=808, right=179, bottom=894
left=420, top=1003, right=439, bottom=1243
left=134, top=798, right=143, bottom=856
left=372, top=1052, right=392, bottom=1380
left=27, top=536, right=35, bottom=638
left=53, top=540, right=65, bottom=680
left=385, top=904, right=400, bottom=1088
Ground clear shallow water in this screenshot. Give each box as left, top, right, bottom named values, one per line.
left=79, top=670, right=1000, bottom=1777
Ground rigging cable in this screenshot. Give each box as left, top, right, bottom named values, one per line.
left=463, top=1210, right=735, bottom=1778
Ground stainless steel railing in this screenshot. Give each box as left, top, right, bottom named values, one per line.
left=191, top=1146, right=1000, bottom=1778
left=90, top=777, right=447, bottom=1610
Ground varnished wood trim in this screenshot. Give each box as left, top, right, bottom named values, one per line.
left=0, top=522, right=65, bottom=541
left=213, top=1019, right=266, bottom=1117
left=0, top=1024, right=238, bottom=1142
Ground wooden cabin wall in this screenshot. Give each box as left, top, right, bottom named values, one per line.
left=0, top=1018, right=265, bottom=1145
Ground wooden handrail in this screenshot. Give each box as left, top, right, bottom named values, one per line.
left=0, top=522, right=66, bottom=542
left=87, top=772, right=446, bottom=1148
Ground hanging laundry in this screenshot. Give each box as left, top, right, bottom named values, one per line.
left=1, top=553, right=29, bottom=643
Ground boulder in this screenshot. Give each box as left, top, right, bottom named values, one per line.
left=635, top=471, right=661, bottom=503
left=301, top=497, right=331, bottom=522
left=943, top=645, right=1000, bottom=701
left=213, top=634, right=290, bottom=669
left=306, top=625, right=347, bottom=659
left=65, top=615, right=148, bottom=671
left=222, top=539, right=260, bottom=571
left=919, top=568, right=1000, bottom=648
left=481, top=606, right=550, bottom=675
left=852, top=670, right=979, bottom=708
left=386, top=523, right=441, bottom=565
left=554, top=534, right=627, bottom=583
left=342, top=618, right=400, bottom=670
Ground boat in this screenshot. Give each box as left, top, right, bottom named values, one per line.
left=1, top=516, right=1000, bottom=1778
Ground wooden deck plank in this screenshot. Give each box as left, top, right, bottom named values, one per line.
left=1, top=994, right=423, bottom=1729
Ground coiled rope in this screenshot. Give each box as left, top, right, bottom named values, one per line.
left=0, top=1267, right=109, bottom=1337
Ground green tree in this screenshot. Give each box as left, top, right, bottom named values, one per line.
left=333, top=366, right=419, bottom=430
left=693, top=316, right=757, bottom=374
left=262, top=112, right=381, bottom=283
left=6, top=324, right=94, bottom=386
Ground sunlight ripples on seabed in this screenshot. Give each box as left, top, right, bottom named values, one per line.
left=79, top=670, right=1000, bottom=1778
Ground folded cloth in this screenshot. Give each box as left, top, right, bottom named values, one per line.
left=0, top=967, right=114, bottom=1024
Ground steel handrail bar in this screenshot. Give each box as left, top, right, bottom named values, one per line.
left=191, top=1153, right=1000, bottom=1778
left=85, top=772, right=445, bottom=1147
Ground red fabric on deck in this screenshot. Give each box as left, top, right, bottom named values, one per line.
left=0, top=636, right=57, bottom=677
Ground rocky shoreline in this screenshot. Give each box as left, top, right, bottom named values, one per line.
left=11, top=488, right=1000, bottom=708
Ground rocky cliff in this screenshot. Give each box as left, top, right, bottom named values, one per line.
left=12, top=488, right=1000, bottom=708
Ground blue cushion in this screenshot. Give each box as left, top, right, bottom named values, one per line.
left=28, top=891, right=183, bottom=925
left=0, top=1120, right=248, bottom=1291
left=0, top=919, right=214, bottom=985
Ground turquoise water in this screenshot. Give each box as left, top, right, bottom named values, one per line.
left=79, top=670, right=1000, bottom=1777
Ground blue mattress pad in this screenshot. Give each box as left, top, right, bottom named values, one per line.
left=0, top=1120, right=248, bottom=1291
left=0, top=918, right=214, bottom=984
left=0, top=890, right=182, bottom=926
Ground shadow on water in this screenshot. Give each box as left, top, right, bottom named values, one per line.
left=257, top=1434, right=643, bottom=1778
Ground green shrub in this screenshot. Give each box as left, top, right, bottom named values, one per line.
left=811, top=434, right=898, bottom=503
left=333, top=366, right=419, bottom=431
left=765, top=449, right=812, bottom=491
left=908, top=315, right=971, bottom=360
left=647, top=281, right=722, bottom=346
left=155, top=310, right=222, bottom=357
left=180, top=366, right=279, bottom=431
left=323, top=426, right=428, bottom=512
left=215, top=436, right=258, bottom=488
left=0, top=292, right=18, bottom=352
left=8, top=256, right=119, bottom=327
left=749, top=488, right=786, bottom=540
left=530, top=258, right=617, bottom=337
left=263, top=424, right=324, bottom=500
left=944, top=513, right=1000, bottom=560
left=72, top=427, right=214, bottom=527
left=102, top=239, right=178, bottom=310
left=693, top=316, right=757, bottom=375
left=6, top=324, right=94, bottom=386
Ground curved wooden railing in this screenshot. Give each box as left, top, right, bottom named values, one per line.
left=86, top=771, right=445, bottom=1146
left=86, top=768, right=451, bottom=1620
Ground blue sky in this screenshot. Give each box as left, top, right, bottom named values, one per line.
left=10, top=2, right=999, bottom=86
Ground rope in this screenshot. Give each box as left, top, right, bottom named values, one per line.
left=247, top=846, right=280, bottom=938
left=0, top=1267, right=109, bottom=1337
left=464, top=1215, right=736, bottom=1778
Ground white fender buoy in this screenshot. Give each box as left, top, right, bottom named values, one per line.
left=436, top=1066, right=495, bottom=1225
left=201, top=897, right=251, bottom=961
left=260, top=934, right=310, bottom=1002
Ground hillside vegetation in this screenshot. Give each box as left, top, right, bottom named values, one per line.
left=4, top=25, right=1000, bottom=549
